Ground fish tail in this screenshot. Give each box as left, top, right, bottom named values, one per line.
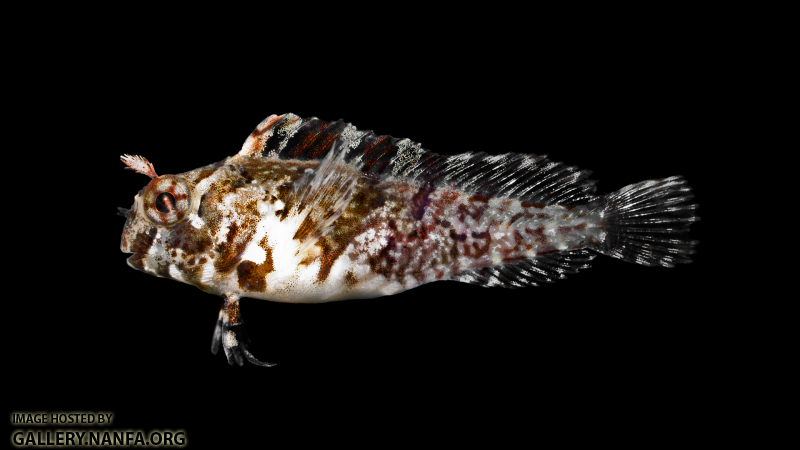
left=592, top=176, right=699, bottom=267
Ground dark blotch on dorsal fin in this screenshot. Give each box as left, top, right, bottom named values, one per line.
left=240, top=114, right=598, bottom=206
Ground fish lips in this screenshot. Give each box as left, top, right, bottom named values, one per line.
left=126, top=253, right=149, bottom=273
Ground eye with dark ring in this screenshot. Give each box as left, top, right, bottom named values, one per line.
left=142, top=176, right=193, bottom=226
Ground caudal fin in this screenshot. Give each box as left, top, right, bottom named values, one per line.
left=593, top=176, right=699, bottom=267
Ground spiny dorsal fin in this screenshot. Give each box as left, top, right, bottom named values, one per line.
left=238, top=114, right=597, bottom=206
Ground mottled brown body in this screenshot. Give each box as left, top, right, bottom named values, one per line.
left=122, top=155, right=602, bottom=301
left=119, top=112, right=697, bottom=366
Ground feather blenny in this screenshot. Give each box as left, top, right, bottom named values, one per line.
left=119, top=113, right=698, bottom=366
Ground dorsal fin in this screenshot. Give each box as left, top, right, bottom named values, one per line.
left=454, top=250, right=596, bottom=288
left=238, top=114, right=597, bottom=206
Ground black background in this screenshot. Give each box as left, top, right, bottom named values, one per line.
left=9, top=18, right=732, bottom=446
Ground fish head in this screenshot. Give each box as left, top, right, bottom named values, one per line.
left=119, top=155, right=217, bottom=292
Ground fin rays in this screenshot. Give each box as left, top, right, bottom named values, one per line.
left=239, top=114, right=598, bottom=206
left=455, top=250, right=596, bottom=288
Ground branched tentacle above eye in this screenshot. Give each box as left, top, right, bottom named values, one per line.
left=121, top=154, right=158, bottom=179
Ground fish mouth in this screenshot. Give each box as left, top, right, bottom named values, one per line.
left=126, top=253, right=148, bottom=272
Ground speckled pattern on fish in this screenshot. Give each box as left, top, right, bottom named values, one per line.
left=119, top=113, right=699, bottom=366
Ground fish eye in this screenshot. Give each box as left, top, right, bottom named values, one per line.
left=142, top=176, right=193, bottom=226
left=156, top=192, right=177, bottom=213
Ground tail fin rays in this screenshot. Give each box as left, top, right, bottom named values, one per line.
left=592, top=176, right=699, bottom=267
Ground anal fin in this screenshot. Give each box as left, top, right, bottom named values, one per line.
left=454, top=249, right=596, bottom=288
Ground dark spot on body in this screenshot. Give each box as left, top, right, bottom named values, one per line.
left=449, top=229, right=467, bottom=242
left=508, top=213, right=524, bottom=226
left=456, top=203, right=488, bottom=223
left=238, top=167, right=255, bottom=182
left=236, top=261, right=266, bottom=292
left=214, top=222, right=250, bottom=274
left=155, top=262, right=171, bottom=278
left=522, top=202, right=546, bottom=209
left=468, top=193, right=490, bottom=203
left=236, top=235, right=274, bottom=292
left=410, top=184, right=435, bottom=220
left=229, top=177, right=246, bottom=190
left=525, top=225, right=548, bottom=245
left=197, top=193, right=210, bottom=219
left=344, top=271, right=358, bottom=288
left=275, top=183, right=293, bottom=221
left=450, top=242, right=459, bottom=259
left=371, top=195, right=386, bottom=209
left=130, top=227, right=157, bottom=254
left=367, top=236, right=397, bottom=279
left=470, top=230, right=492, bottom=258
left=193, top=167, right=216, bottom=184
left=316, top=239, right=341, bottom=283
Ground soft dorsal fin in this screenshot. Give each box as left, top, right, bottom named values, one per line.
left=454, top=249, right=596, bottom=288
left=238, top=114, right=598, bottom=206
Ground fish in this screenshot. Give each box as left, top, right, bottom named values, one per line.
left=119, top=113, right=699, bottom=367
